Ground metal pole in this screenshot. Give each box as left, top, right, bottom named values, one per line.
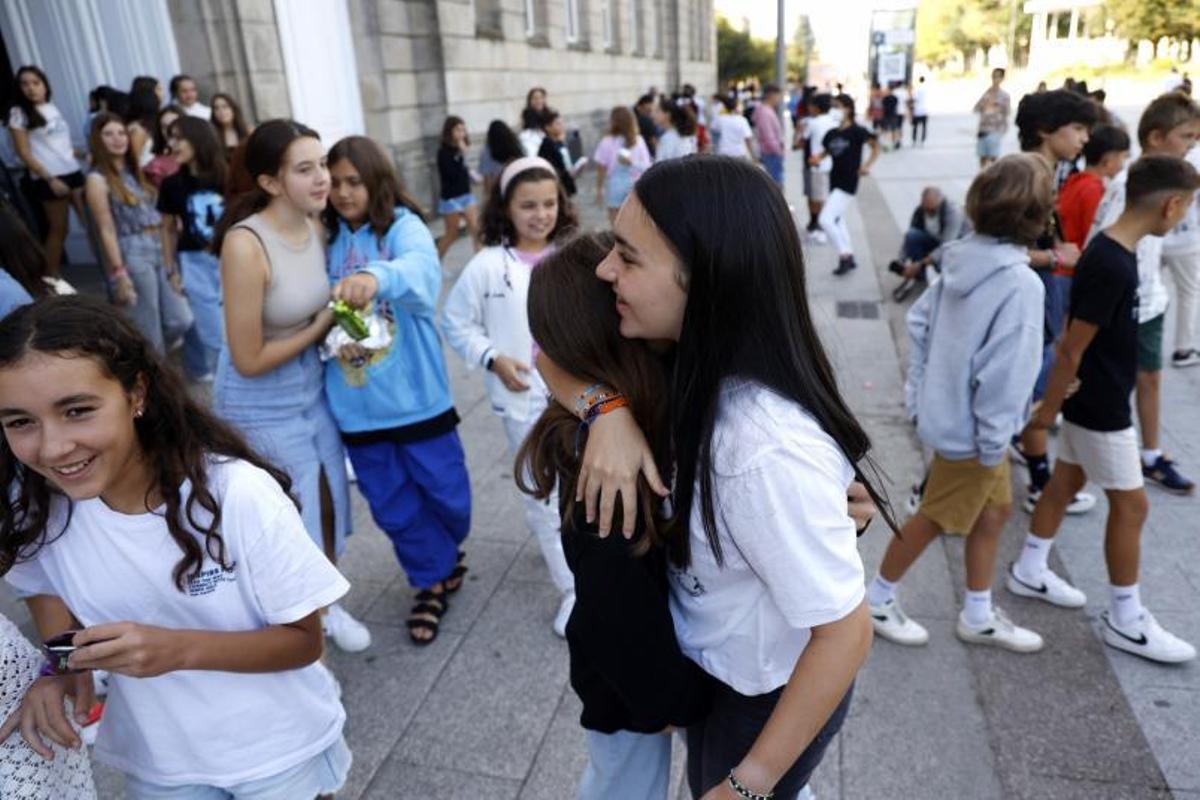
left=776, top=0, right=787, bottom=90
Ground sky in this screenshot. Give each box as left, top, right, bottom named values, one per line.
left=714, top=0, right=918, bottom=82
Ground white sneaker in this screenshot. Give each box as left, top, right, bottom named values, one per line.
left=1005, top=563, right=1087, bottom=608
left=553, top=591, right=575, bottom=638
left=870, top=598, right=929, bottom=646
left=1101, top=610, right=1196, bottom=664
left=323, top=603, right=372, bottom=652
left=955, top=607, right=1044, bottom=653
left=807, top=230, right=828, bottom=244
left=1023, top=486, right=1097, bottom=515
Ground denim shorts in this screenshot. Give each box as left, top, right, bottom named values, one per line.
left=437, top=192, right=476, bottom=215
left=124, top=736, right=351, bottom=800
left=976, top=131, right=1003, bottom=159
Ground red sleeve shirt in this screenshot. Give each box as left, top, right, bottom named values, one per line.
left=1057, top=172, right=1106, bottom=251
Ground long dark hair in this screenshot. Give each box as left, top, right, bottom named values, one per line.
left=210, top=92, right=251, bottom=140
left=0, top=295, right=294, bottom=585
left=515, top=233, right=675, bottom=558
left=324, top=135, right=426, bottom=244
left=635, top=156, right=894, bottom=566
left=486, top=120, right=524, bottom=163
left=126, top=84, right=161, bottom=133
left=0, top=203, right=50, bottom=300
left=480, top=165, right=577, bottom=247
left=170, top=115, right=228, bottom=192
left=151, top=105, right=184, bottom=156
left=660, top=96, right=697, bottom=137
left=441, top=115, right=467, bottom=149
left=211, top=118, right=319, bottom=253
left=14, top=66, right=52, bottom=129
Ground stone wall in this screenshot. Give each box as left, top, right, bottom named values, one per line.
left=168, top=0, right=292, bottom=121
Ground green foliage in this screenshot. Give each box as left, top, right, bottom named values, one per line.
left=1105, top=0, right=1200, bottom=44
left=717, top=16, right=775, bottom=85
left=916, top=0, right=1023, bottom=67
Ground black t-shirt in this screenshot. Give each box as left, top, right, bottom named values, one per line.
left=823, top=124, right=875, bottom=194
left=437, top=146, right=470, bottom=200
left=636, top=112, right=657, bottom=157
left=1062, top=233, right=1139, bottom=432
left=156, top=171, right=224, bottom=252
left=882, top=94, right=899, bottom=117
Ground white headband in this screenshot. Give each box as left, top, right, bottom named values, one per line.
left=499, top=156, right=557, bottom=196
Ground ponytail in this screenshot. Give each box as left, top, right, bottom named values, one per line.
left=211, top=188, right=269, bottom=254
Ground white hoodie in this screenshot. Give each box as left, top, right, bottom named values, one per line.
left=441, top=245, right=547, bottom=422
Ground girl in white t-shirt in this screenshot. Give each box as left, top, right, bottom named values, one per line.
left=0, top=295, right=351, bottom=799
left=711, top=96, right=754, bottom=159
left=6, top=66, right=86, bottom=278
left=537, top=156, right=890, bottom=800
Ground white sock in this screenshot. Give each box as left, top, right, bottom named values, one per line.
left=1110, top=583, right=1144, bottom=627
left=1141, top=448, right=1162, bottom=467
left=1014, top=533, right=1053, bottom=581
left=962, top=589, right=993, bottom=627
left=867, top=574, right=898, bottom=608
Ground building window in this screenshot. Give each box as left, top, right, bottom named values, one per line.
left=525, top=0, right=537, bottom=36
left=600, top=0, right=615, bottom=50
left=649, top=0, right=662, bottom=56
left=474, top=0, right=503, bottom=38
left=629, top=0, right=642, bottom=54
left=566, top=0, right=582, bottom=43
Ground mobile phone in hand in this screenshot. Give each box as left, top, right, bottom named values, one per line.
left=43, top=630, right=80, bottom=674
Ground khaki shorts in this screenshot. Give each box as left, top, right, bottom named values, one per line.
left=808, top=171, right=830, bottom=202
left=918, top=455, right=1012, bottom=535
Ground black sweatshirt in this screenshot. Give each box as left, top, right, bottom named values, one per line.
left=437, top=145, right=471, bottom=200
left=561, top=501, right=714, bottom=734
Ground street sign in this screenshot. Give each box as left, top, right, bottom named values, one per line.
left=878, top=51, right=907, bottom=83
left=885, top=28, right=915, bottom=46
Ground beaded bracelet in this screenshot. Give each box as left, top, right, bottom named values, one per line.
left=727, top=770, right=774, bottom=800
left=107, top=265, right=129, bottom=284
left=573, top=383, right=607, bottom=417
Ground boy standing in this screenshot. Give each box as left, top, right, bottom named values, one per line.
left=1164, top=144, right=1200, bottom=367
left=870, top=155, right=1048, bottom=651
left=1014, top=156, right=1200, bottom=664
left=803, top=93, right=837, bottom=240
left=973, top=68, right=1010, bottom=169
left=753, top=84, right=785, bottom=185
left=1058, top=125, right=1132, bottom=250
left=1087, top=93, right=1200, bottom=494
left=1012, top=89, right=1099, bottom=515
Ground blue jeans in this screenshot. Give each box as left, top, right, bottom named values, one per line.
left=902, top=227, right=941, bottom=263
left=179, top=249, right=223, bottom=378
left=121, top=232, right=193, bottom=352
left=578, top=729, right=672, bottom=800
left=761, top=153, right=784, bottom=185
left=346, top=431, right=472, bottom=589
left=1033, top=272, right=1072, bottom=401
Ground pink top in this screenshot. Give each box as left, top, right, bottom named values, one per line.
left=593, top=135, right=652, bottom=179
left=753, top=104, right=784, bottom=156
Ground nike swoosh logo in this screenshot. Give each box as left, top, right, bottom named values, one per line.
left=1010, top=571, right=1048, bottom=594
left=1104, top=616, right=1149, bottom=646
left=871, top=614, right=888, bottom=622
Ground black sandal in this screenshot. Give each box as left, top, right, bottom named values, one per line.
left=407, top=586, right=448, bottom=646
left=445, top=550, right=468, bottom=594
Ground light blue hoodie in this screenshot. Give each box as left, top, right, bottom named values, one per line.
left=904, top=233, right=1045, bottom=466
left=325, top=207, right=454, bottom=434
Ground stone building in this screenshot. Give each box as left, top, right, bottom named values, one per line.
left=2, top=0, right=717, bottom=204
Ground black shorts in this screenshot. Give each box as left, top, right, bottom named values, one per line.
left=30, top=170, right=84, bottom=201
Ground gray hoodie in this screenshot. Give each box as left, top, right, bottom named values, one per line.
left=904, top=234, right=1045, bottom=466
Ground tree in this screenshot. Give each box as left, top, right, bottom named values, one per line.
left=788, top=15, right=815, bottom=83
left=717, top=16, right=774, bottom=85
left=916, top=0, right=1011, bottom=67
left=1106, top=0, right=1200, bottom=48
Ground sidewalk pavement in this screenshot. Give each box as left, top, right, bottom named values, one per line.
left=3, top=112, right=1197, bottom=799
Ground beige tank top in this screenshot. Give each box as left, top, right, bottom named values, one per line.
left=235, top=212, right=330, bottom=341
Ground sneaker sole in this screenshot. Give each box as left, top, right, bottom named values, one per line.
left=955, top=623, right=1044, bottom=653
left=1022, top=495, right=1096, bottom=515
left=1170, top=360, right=1200, bottom=369
left=1145, top=477, right=1196, bottom=496
left=871, top=622, right=929, bottom=647
left=1101, top=628, right=1196, bottom=664
left=1004, top=570, right=1087, bottom=608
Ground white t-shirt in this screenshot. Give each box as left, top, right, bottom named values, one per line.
left=668, top=381, right=865, bottom=696
left=5, top=458, right=349, bottom=787
left=806, top=113, right=838, bottom=173
left=713, top=113, right=753, bottom=158
left=7, top=104, right=79, bottom=178
left=912, top=86, right=929, bottom=116
left=181, top=102, right=212, bottom=120
left=1163, top=147, right=1200, bottom=257
left=1087, top=169, right=1167, bottom=323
